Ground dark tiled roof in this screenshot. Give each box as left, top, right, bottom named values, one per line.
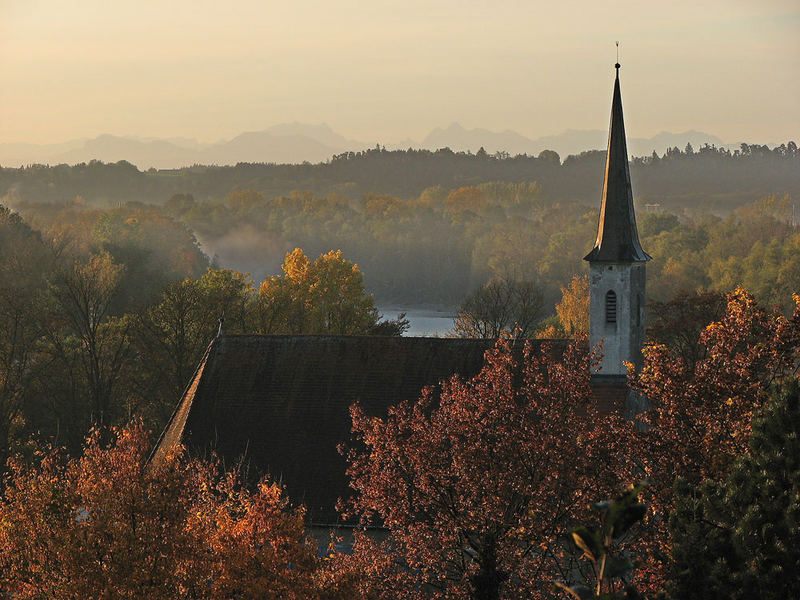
left=152, top=335, right=510, bottom=523
left=584, top=65, right=651, bottom=263
left=151, top=335, right=628, bottom=524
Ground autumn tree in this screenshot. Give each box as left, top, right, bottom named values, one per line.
left=308, top=249, right=379, bottom=334
left=635, top=288, right=800, bottom=489
left=629, top=288, right=800, bottom=591
left=193, top=267, right=255, bottom=333
left=0, top=206, right=53, bottom=468
left=646, top=290, right=727, bottom=369
left=129, top=267, right=255, bottom=426
left=134, top=277, right=209, bottom=410
left=49, top=251, right=131, bottom=429
left=452, top=278, right=545, bottom=339
left=257, top=248, right=381, bottom=335
left=225, top=188, right=265, bottom=213
left=2, top=427, right=211, bottom=598
left=90, top=208, right=209, bottom=310
left=556, top=274, right=590, bottom=336
left=344, top=339, right=637, bottom=600
left=0, top=423, right=360, bottom=600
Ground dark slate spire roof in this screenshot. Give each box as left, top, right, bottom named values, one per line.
left=584, top=63, right=651, bottom=263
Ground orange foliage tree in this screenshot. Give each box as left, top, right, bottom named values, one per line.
left=257, top=248, right=380, bottom=335
left=344, top=339, right=638, bottom=600
left=555, top=274, right=590, bottom=337
left=629, top=288, right=800, bottom=590
left=0, top=424, right=359, bottom=600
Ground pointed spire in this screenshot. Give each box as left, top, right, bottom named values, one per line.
left=584, top=62, right=651, bottom=263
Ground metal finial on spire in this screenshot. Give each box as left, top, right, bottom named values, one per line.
left=615, top=41, right=620, bottom=71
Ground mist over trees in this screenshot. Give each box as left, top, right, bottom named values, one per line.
left=7, top=182, right=798, bottom=313
left=0, top=203, right=403, bottom=460
left=0, top=160, right=796, bottom=462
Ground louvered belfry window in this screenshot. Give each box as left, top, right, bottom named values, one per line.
left=605, top=290, right=617, bottom=323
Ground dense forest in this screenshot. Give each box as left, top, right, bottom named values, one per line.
left=1, top=291, right=798, bottom=599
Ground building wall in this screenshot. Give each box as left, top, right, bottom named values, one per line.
left=589, top=262, right=646, bottom=376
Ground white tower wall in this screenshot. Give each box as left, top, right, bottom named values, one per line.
left=589, top=262, right=646, bottom=376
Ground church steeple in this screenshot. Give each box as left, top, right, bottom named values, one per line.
left=584, top=60, right=650, bottom=379
left=584, top=63, right=651, bottom=263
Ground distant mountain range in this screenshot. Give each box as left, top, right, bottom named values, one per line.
left=0, top=122, right=743, bottom=170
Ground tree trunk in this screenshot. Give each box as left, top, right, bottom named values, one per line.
left=470, top=538, right=508, bottom=600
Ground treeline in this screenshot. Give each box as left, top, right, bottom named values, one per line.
left=2, top=141, right=798, bottom=212
left=2, top=180, right=798, bottom=461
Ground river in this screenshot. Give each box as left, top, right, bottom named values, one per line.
left=378, top=307, right=456, bottom=337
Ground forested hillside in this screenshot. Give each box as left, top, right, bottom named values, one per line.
left=1, top=143, right=799, bottom=600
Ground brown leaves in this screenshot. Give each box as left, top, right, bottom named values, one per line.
left=627, top=287, right=800, bottom=593
left=635, top=288, right=800, bottom=488
left=343, top=289, right=800, bottom=598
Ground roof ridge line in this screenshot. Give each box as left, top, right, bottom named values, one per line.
left=146, top=335, right=219, bottom=466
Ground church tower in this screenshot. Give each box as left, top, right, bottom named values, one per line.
left=584, top=62, right=651, bottom=378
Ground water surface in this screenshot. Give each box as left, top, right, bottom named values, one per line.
left=379, top=307, right=455, bottom=337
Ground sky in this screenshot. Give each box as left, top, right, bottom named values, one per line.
left=1, top=0, right=798, bottom=146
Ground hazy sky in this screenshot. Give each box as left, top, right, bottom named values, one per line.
left=2, top=0, right=798, bottom=145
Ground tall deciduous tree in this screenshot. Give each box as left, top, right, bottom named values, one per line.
left=344, top=339, right=636, bottom=600
left=636, top=288, right=800, bottom=491
left=50, top=251, right=131, bottom=428
left=630, top=288, right=800, bottom=591
left=130, top=268, right=254, bottom=426
left=452, top=278, right=545, bottom=339
left=0, top=206, right=53, bottom=468
left=258, top=248, right=380, bottom=335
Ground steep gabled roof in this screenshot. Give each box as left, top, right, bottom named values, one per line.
left=151, top=335, right=510, bottom=524
left=150, top=334, right=628, bottom=525
left=584, top=64, right=651, bottom=263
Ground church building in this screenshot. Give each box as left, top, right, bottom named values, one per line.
left=151, top=62, right=649, bottom=526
